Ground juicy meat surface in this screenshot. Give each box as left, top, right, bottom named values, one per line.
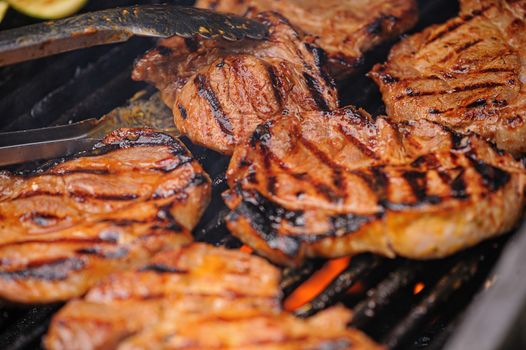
left=196, top=0, right=418, bottom=77
left=370, top=0, right=526, bottom=155
left=45, top=243, right=381, bottom=350
left=224, top=106, right=526, bottom=266
left=0, top=129, right=211, bottom=303
left=132, top=12, right=338, bottom=154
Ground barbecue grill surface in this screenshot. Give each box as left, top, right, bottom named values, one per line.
left=0, top=1, right=524, bottom=350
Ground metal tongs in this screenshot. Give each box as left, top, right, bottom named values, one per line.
left=0, top=92, right=177, bottom=167
left=0, top=5, right=267, bottom=166
left=0, top=5, right=267, bottom=66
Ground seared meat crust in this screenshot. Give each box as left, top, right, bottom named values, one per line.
left=224, top=106, right=526, bottom=266
left=45, top=243, right=381, bottom=350
left=132, top=12, right=338, bottom=154
left=196, top=0, right=418, bottom=77
left=0, top=129, right=211, bottom=303
left=370, top=0, right=526, bottom=155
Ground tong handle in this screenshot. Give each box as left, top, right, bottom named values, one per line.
left=0, top=118, right=98, bottom=148
left=0, top=91, right=178, bottom=166
left=0, top=5, right=267, bottom=67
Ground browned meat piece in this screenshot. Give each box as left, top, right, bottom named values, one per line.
left=132, top=12, right=338, bottom=154
left=45, top=243, right=381, bottom=350
left=0, top=129, right=211, bottom=303
left=370, top=0, right=526, bottom=155
left=119, top=305, right=379, bottom=350
left=196, top=0, right=419, bottom=77
left=224, top=106, right=526, bottom=266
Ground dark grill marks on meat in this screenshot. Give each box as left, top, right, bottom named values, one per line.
left=467, top=152, right=511, bottom=191
left=370, top=0, right=526, bottom=155
left=0, top=129, right=211, bottom=303
left=449, top=169, right=469, bottom=199
left=266, top=64, right=284, bottom=108
left=52, top=168, right=111, bottom=176
left=0, top=258, right=86, bottom=281
left=337, top=124, right=380, bottom=160
left=139, top=263, right=187, bottom=274
left=20, top=212, right=61, bottom=227
left=196, top=0, right=419, bottom=78
left=132, top=12, right=338, bottom=154
left=402, top=171, right=428, bottom=202
left=0, top=204, right=193, bottom=303
left=424, top=7, right=490, bottom=45
left=0, top=235, right=121, bottom=250
left=228, top=189, right=306, bottom=257
left=46, top=244, right=382, bottom=350
left=177, top=104, right=188, bottom=120
left=303, top=72, right=330, bottom=110
left=437, top=38, right=484, bottom=63
left=298, top=136, right=347, bottom=200
left=395, top=82, right=507, bottom=100
left=351, top=167, right=389, bottom=205
left=466, top=98, right=487, bottom=109
left=152, top=173, right=210, bottom=200
left=377, top=68, right=516, bottom=86
left=304, top=42, right=335, bottom=89
left=224, top=106, right=526, bottom=266
left=193, top=74, right=234, bottom=136
left=249, top=122, right=343, bottom=203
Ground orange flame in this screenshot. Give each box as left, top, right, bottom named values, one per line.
left=284, top=257, right=350, bottom=311
left=347, top=281, right=364, bottom=295
left=413, top=282, right=425, bottom=295
left=239, top=245, right=253, bottom=254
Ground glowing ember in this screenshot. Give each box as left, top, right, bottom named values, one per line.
left=347, top=281, right=364, bottom=295
left=239, top=245, right=253, bottom=254
left=284, top=257, right=350, bottom=311
left=413, top=282, right=425, bottom=295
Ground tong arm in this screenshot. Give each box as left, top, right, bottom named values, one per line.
left=0, top=5, right=267, bottom=66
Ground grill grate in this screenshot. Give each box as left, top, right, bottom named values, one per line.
left=293, top=255, right=384, bottom=318
left=0, top=0, right=522, bottom=349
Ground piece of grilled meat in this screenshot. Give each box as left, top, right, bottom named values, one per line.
left=224, top=106, right=526, bottom=266
left=46, top=243, right=381, bottom=350
left=132, top=12, right=338, bottom=154
left=370, top=0, right=526, bottom=155
left=0, top=129, right=211, bottom=303
left=196, top=0, right=418, bottom=77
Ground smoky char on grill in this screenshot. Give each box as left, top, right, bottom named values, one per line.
left=46, top=243, right=381, bottom=350
left=370, top=0, right=526, bottom=155
left=224, top=106, right=526, bottom=266
left=196, top=0, right=419, bottom=77
left=132, top=11, right=338, bottom=154
left=0, top=129, right=211, bottom=303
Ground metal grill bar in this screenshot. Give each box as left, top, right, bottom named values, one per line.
left=51, top=69, right=145, bottom=126
left=0, top=50, right=108, bottom=129
left=281, top=260, right=324, bottom=297
left=421, top=313, right=462, bottom=350
left=350, top=263, right=424, bottom=329
left=294, top=255, right=383, bottom=318
left=381, top=254, right=482, bottom=349
left=4, top=40, right=150, bottom=131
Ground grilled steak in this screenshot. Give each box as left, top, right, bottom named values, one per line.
left=224, top=106, right=526, bottom=266
left=196, top=0, right=419, bottom=77
left=0, top=129, right=211, bottom=303
left=132, top=12, right=338, bottom=154
left=45, top=243, right=381, bottom=350
left=370, top=0, right=526, bottom=155
left=118, top=305, right=378, bottom=350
